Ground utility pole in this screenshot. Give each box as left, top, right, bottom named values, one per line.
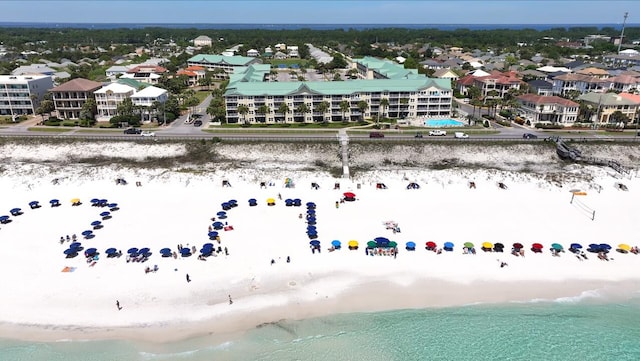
left=617, top=12, right=629, bottom=54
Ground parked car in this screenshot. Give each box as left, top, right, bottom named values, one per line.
left=193, top=120, right=203, bottom=127
left=415, top=132, right=423, bottom=138
left=522, top=133, right=538, bottom=139
left=369, top=132, right=384, bottom=138
left=140, top=131, right=156, bottom=137
left=454, top=132, right=469, bottom=139
left=123, top=128, right=141, bottom=135
left=428, top=130, right=447, bottom=136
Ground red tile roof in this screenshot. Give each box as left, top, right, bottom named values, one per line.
left=185, top=65, right=205, bottom=71
left=618, top=92, right=640, bottom=103
left=127, top=65, right=168, bottom=74
left=517, top=94, right=579, bottom=107
left=177, top=70, right=197, bottom=77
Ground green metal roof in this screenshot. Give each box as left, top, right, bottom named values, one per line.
left=225, top=78, right=451, bottom=97
left=187, top=54, right=257, bottom=66
left=228, top=64, right=271, bottom=84
left=354, top=56, right=422, bottom=80
left=116, top=78, right=149, bottom=89
left=578, top=92, right=639, bottom=106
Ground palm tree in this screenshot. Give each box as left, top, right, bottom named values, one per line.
left=277, top=102, right=290, bottom=123
left=399, top=98, right=409, bottom=119
left=237, top=104, right=250, bottom=125
left=295, top=103, right=311, bottom=122
left=339, top=100, right=350, bottom=122
left=467, top=85, right=482, bottom=118
left=379, top=98, right=389, bottom=124
left=357, top=100, right=369, bottom=121
left=256, top=105, right=270, bottom=123
left=316, top=101, right=330, bottom=123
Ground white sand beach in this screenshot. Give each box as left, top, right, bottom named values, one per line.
left=0, top=141, right=639, bottom=343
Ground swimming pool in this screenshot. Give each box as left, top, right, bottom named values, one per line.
left=423, top=119, right=464, bottom=127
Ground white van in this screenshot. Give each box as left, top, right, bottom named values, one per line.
left=454, top=132, right=469, bottom=139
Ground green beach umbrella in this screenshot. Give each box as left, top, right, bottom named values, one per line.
left=388, top=241, right=398, bottom=248
left=551, top=243, right=563, bottom=250
left=464, top=242, right=474, bottom=248
left=367, top=241, right=377, bottom=248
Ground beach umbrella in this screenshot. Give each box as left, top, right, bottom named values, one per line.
left=310, top=240, right=321, bottom=246
left=108, top=203, right=119, bottom=211
left=100, top=211, right=111, bottom=218
left=513, top=242, right=523, bottom=250
left=127, top=247, right=139, bottom=254
left=90, top=198, right=100, bottom=204
left=212, top=222, right=224, bottom=230
left=266, top=198, right=276, bottom=205
left=532, top=243, right=543, bottom=250
left=306, top=209, right=316, bottom=215
left=105, top=248, right=117, bottom=254
left=426, top=241, right=437, bottom=249
left=494, top=243, right=504, bottom=249
left=217, top=211, right=227, bottom=216
left=307, top=231, right=318, bottom=237
left=202, top=243, right=214, bottom=250
left=388, top=241, right=398, bottom=248
left=0, top=215, right=10, bottom=224
left=208, top=231, right=219, bottom=239
left=28, top=201, right=40, bottom=208
left=85, top=248, right=97, bottom=256
left=599, top=243, right=612, bottom=250
left=551, top=243, right=563, bottom=251
left=99, top=199, right=108, bottom=204
left=180, top=248, right=191, bottom=256
left=618, top=244, right=631, bottom=252
left=376, top=238, right=390, bottom=247
left=91, top=220, right=102, bottom=227
left=159, top=247, right=172, bottom=254
left=331, top=240, right=341, bottom=247
left=293, top=199, right=302, bottom=206
left=10, top=208, right=22, bottom=215
left=464, top=242, right=474, bottom=248
left=348, top=240, right=359, bottom=248
left=139, top=247, right=150, bottom=255
left=81, top=230, right=93, bottom=236
left=482, top=242, right=493, bottom=249
left=70, top=198, right=80, bottom=204
left=443, top=242, right=454, bottom=251
left=63, top=248, right=78, bottom=255
left=587, top=244, right=600, bottom=252
left=50, top=199, right=60, bottom=205
left=367, top=241, right=377, bottom=248
left=306, top=202, right=316, bottom=209
left=406, top=241, right=416, bottom=249
left=570, top=243, right=582, bottom=250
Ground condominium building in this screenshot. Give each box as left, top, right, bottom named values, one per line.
left=187, top=54, right=261, bottom=79
left=224, top=61, right=452, bottom=124
left=50, top=78, right=103, bottom=119
left=0, top=75, right=53, bottom=117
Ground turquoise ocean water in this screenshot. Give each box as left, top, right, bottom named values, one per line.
left=3, top=298, right=640, bottom=361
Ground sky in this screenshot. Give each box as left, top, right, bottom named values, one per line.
left=0, top=1, right=634, bottom=25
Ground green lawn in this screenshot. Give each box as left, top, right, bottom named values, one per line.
left=27, top=127, right=71, bottom=132
left=195, top=90, right=210, bottom=104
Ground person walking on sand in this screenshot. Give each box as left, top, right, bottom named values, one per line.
left=116, top=300, right=122, bottom=310
left=186, top=274, right=191, bottom=283
left=228, top=295, right=233, bottom=305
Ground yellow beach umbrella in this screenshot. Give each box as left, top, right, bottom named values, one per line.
left=266, top=198, right=276, bottom=205
left=71, top=198, right=80, bottom=204
left=348, top=240, right=358, bottom=247
left=482, top=242, right=493, bottom=249
left=618, top=244, right=631, bottom=252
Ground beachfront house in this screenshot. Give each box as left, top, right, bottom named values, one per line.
left=578, top=92, right=640, bottom=125
left=50, top=78, right=103, bottom=119
left=94, top=82, right=137, bottom=121
left=0, top=75, right=54, bottom=117
left=130, top=86, right=169, bottom=122
left=223, top=63, right=452, bottom=124
left=119, top=64, right=168, bottom=85
left=516, top=94, right=579, bottom=126
left=456, top=71, right=523, bottom=99
left=177, top=66, right=207, bottom=87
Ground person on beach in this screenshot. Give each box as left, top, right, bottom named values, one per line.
left=229, top=295, right=233, bottom=305
left=116, top=300, right=122, bottom=310
left=271, top=259, right=275, bottom=265
left=186, top=274, right=191, bottom=283
left=286, top=256, right=290, bottom=263
left=224, top=247, right=229, bottom=255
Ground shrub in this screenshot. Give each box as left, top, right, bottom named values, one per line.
left=534, top=123, right=564, bottom=129
left=43, top=119, right=61, bottom=126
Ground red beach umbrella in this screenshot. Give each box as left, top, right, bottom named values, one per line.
left=343, top=192, right=356, bottom=198
left=513, top=242, right=523, bottom=249
left=532, top=243, right=543, bottom=249
left=426, top=241, right=437, bottom=248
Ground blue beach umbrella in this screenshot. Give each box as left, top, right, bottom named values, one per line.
left=310, top=240, right=321, bottom=246
left=85, top=248, right=97, bottom=256
left=217, top=211, right=227, bottom=216
left=63, top=248, right=78, bottom=255
left=444, top=242, right=454, bottom=250
left=306, top=202, right=316, bottom=208
left=28, top=201, right=40, bottom=209
left=70, top=242, right=82, bottom=248
left=208, top=231, right=219, bottom=239
left=50, top=199, right=60, bottom=205
left=81, top=230, right=93, bottom=236
left=139, top=247, right=150, bottom=255
left=91, top=220, right=102, bottom=226
left=180, top=248, right=191, bottom=256
left=105, top=248, right=117, bottom=255
left=406, top=241, right=416, bottom=249
left=108, top=203, right=119, bottom=211
left=212, top=222, right=224, bottom=230
left=570, top=243, right=582, bottom=250
left=0, top=215, right=9, bottom=223
left=160, top=247, right=171, bottom=254
left=100, top=211, right=111, bottom=218
left=203, top=243, right=214, bottom=249
left=90, top=198, right=100, bottom=204
left=10, top=208, right=22, bottom=215
left=599, top=243, right=612, bottom=250
left=127, top=247, right=139, bottom=254
left=332, top=240, right=341, bottom=247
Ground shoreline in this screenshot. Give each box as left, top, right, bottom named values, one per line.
left=1, top=277, right=639, bottom=344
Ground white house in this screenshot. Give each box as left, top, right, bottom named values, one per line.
left=130, top=86, right=168, bottom=122
left=193, top=35, right=213, bottom=47
left=94, top=82, right=137, bottom=121
left=105, top=65, right=132, bottom=79
left=246, top=49, right=260, bottom=57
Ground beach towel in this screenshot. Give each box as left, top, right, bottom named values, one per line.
left=224, top=225, right=234, bottom=231
left=61, top=266, right=76, bottom=272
